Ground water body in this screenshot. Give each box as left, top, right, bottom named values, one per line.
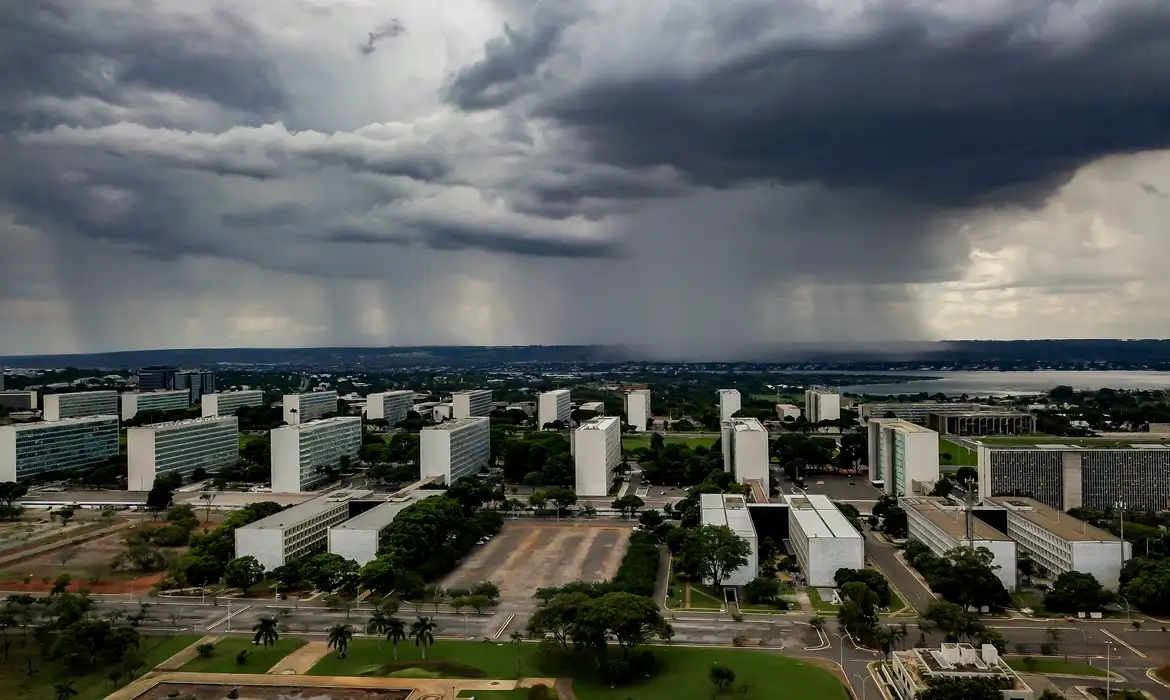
left=836, top=370, right=1170, bottom=397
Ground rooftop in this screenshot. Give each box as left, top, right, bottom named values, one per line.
left=332, top=490, right=445, bottom=531
left=808, top=387, right=837, bottom=395
left=700, top=493, right=756, bottom=537
left=543, top=389, right=570, bottom=396
left=784, top=494, right=861, bottom=539
left=577, top=416, right=619, bottom=431
left=896, top=644, right=1026, bottom=691
left=730, top=417, right=766, bottom=432
left=718, top=389, right=741, bottom=395
left=287, top=390, right=338, bottom=400
left=977, top=434, right=1170, bottom=448
left=930, top=411, right=1032, bottom=418
left=274, top=416, right=360, bottom=431
left=869, top=418, right=934, bottom=432
left=987, top=496, right=1120, bottom=542
left=5, top=415, right=119, bottom=431
left=902, top=498, right=1011, bottom=541
left=240, top=490, right=374, bottom=530
left=129, top=390, right=190, bottom=398
left=423, top=417, right=490, bottom=431
left=452, top=389, right=492, bottom=396
left=134, top=415, right=237, bottom=431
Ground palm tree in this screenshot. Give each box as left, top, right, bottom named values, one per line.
left=368, top=608, right=392, bottom=650
left=328, top=623, right=354, bottom=659
left=387, top=617, right=407, bottom=661
left=411, top=617, right=439, bottom=660
left=510, top=630, right=524, bottom=673
left=252, top=616, right=280, bottom=649
left=55, top=681, right=78, bottom=700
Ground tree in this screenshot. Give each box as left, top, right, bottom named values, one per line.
left=199, top=492, right=216, bottom=523
left=690, top=524, right=750, bottom=588
left=386, top=617, right=407, bottom=660
left=145, top=473, right=181, bottom=511
left=528, top=491, right=548, bottom=516
left=252, top=616, right=280, bottom=648
left=184, top=556, right=221, bottom=594
left=411, top=616, right=439, bottom=660
left=929, top=478, right=954, bottom=498
left=55, top=681, right=79, bottom=700
left=53, top=507, right=75, bottom=527
left=920, top=677, right=1006, bottom=700
left=834, top=568, right=892, bottom=608
left=710, top=666, right=736, bottom=693
left=224, top=556, right=265, bottom=595
left=528, top=592, right=590, bottom=649
left=638, top=509, right=665, bottom=530
left=510, top=630, right=524, bottom=673
left=467, top=594, right=491, bottom=614
left=547, top=488, right=578, bottom=516
left=923, top=601, right=984, bottom=642
left=305, top=552, right=360, bottom=593
left=0, top=482, right=28, bottom=508
left=1044, top=571, right=1114, bottom=613
left=837, top=581, right=880, bottom=643
left=575, top=592, right=664, bottom=657
left=328, top=624, right=353, bottom=658
left=166, top=504, right=199, bottom=532
left=612, top=494, right=645, bottom=518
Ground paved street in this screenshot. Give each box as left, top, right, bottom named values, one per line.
left=862, top=529, right=938, bottom=613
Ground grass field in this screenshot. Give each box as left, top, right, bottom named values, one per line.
left=239, top=433, right=263, bottom=448
left=459, top=691, right=528, bottom=700
left=939, top=439, right=977, bottom=467
left=807, top=587, right=841, bottom=613
left=623, top=435, right=718, bottom=452
left=179, top=637, right=306, bottom=674
left=309, top=639, right=534, bottom=678
left=1007, top=658, right=1109, bottom=677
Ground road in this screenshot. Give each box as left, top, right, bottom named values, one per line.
left=862, top=528, right=939, bottom=614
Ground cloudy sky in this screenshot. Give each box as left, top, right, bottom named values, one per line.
left=3, top=0, right=1170, bottom=357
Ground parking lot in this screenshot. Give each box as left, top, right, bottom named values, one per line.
left=777, top=473, right=882, bottom=506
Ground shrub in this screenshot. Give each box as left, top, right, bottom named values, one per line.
left=195, top=643, right=216, bottom=658
left=528, top=684, right=558, bottom=700
left=370, top=660, right=487, bottom=678
left=610, top=530, right=661, bottom=597
left=235, top=650, right=250, bottom=665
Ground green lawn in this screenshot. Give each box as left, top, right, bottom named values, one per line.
left=1008, top=658, right=1109, bottom=677
left=239, top=433, right=262, bottom=448
left=882, top=587, right=907, bottom=613
left=623, top=435, right=718, bottom=452
left=458, top=691, right=529, bottom=700
left=939, top=439, right=977, bottom=467
left=309, top=639, right=534, bottom=678
left=807, top=587, right=840, bottom=613
left=179, top=637, right=307, bottom=674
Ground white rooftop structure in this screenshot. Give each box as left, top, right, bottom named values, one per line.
left=328, top=490, right=445, bottom=565
left=699, top=493, right=758, bottom=587
left=784, top=493, right=864, bottom=587
left=234, top=489, right=372, bottom=570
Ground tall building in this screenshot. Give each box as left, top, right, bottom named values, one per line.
left=137, top=367, right=178, bottom=392
left=868, top=419, right=940, bottom=495
left=201, top=390, right=264, bottom=418
left=451, top=390, right=493, bottom=419
left=858, top=402, right=986, bottom=424
left=721, top=417, right=770, bottom=495
left=699, top=493, right=759, bottom=586
left=283, top=391, right=339, bottom=425
left=538, top=389, right=572, bottom=428
left=572, top=416, right=621, bottom=497
left=42, top=391, right=119, bottom=421
left=121, top=390, right=191, bottom=421
left=364, top=390, right=414, bottom=425
left=0, top=416, right=120, bottom=482
left=175, top=371, right=216, bottom=404
left=717, top=389, right=742, bottom=422
left=127, top=416, right=239, bottom=490
left=784, top=493, right=864, bottom=587
left=234, top=490, right=372, bottom=569
left=927, top=411, right=1036, bottom=437
left=420, top=417, right=491, bottom=484
left=902, top=497, right=1018, bottom=592
left=624, top=389, right=651, bottom=432
left=0, top=392, right=38, bottom=411
left=328, top=490, right=444, bottom=565
left=270, top=416, right=362, bottom=492
left=804, top=387, right=841, bottom=423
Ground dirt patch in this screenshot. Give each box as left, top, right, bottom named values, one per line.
left=138, top=684, right=412, bottom=700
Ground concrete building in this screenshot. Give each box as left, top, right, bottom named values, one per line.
left=538, top=389, right=572, bottom=428
left=201, top=390, right=264, bottom=418
left=976, top=443, right=1170, bottom=512
left=175, top=371, right=216, bottom=403
left=884, top=644, right=1033, bottom=700
left=579, top=401, right=605, bottom=415
left=700, top=493, right=759, bottom=587
left=927, top=411, right=1036, bottom=437
left=858, top=402, right=987, bottom=425
left=271, top=417, right=362, bottom=492
left=902, top=497, right=1018, bottom=592
left=0, top=391, right=37, bottom=411
left=717, top=389, right=742, bottom=422
left=625, top=389, right=651, bottom=432
left=572, top=416, right=621, bottom=497
left=783, top=493, right=864, bottom=587
left=775, top=403, right=801, bottom=420
left=121, top=390, right=191, bottom=421
left=804, top=388, right=841, bottom=423
left=234, top=490, right=372, bottom=570
left=127, top=416, right=239, bottom=490
left=721, top=417, right=770, bottom=495
left=0, top=416, right=120, bottom=482
left=868, top=419, right=940, bottom=496
left=137, top=367, right=178, bottom=392
left=365, top=390, right=414, bottom=425
left=420, top=417, right=491, bottom=484
left=987, top=496, right=1132, bottom=590
left=0, top=366, right=4, bottom=391
left=328, top=490, right=444, bottom=565
left=42, top=391, right=119, bottom=421
left=451, top=390, right=493, bottom=419
left=283, top=391, right=338, bottom=425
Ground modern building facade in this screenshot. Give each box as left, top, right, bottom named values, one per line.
left=804, top=388, right=841, bottom=423
left=579, top=401, right=605, bottom=415
left=0, top=416, right=120, bottom=482
left=721, top=417, right=770, bottom=495
left=451, top=390, right=493, bottom=419
left=700, top=493, right=759, bottom=587
left=175, top=371, right=216, bottom=403
left=868, top=419, right=940, bottom=495
left=283, top=391, right=339, bottom=425
left=420, top=417, right=491, bottom=484
left=42, top=391, right=119, bottom=421
left=884, top=644, right=1033, bottom=700
left=127, top=416, right=239, bottom=490
left=364, top=390, right=414, bottom=425
left=927, top=412, right=1036, bottom=437
left=572, top=416, right=621, bottom=497
left=0, top=391, right=38, bottom=411
left=987, top=496, right=1132, bottom=590
left=201, top=390, right=265, bottom=418
left=328, top=490, right=444, bottom=565
left=784, top=493, right=864, bottom=587
left=234, top=490, right=372, bottom=570
left=775, top=403, right=801, bottom=420
left=121, top=390, right=191, bottom=421
left=137, top=367, right=178, bottom=392
left=903, top=497, right=1018, bottom=591
left=717, top=389, right=742, bottom=422
left=858, top=402, right=987, bottom=424
left=625, top=389, right=651, bottom=431
left=271, top=417, right=362, bottom=492
left=538, top=389, right=572, bottom=428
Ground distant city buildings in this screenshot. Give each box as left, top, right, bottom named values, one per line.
left=784, top=493, right=864, bottom=587
left=572, top=416, right=621, bottom=497
left=420, top=417, right=491, bottom=484
left=42, top=391, right=119, bottom=421
left=0, top=416, right=120, bottom=482
left=175, top=371, right=216, bottom=404
left=283, top=391, right=339, bottom=425
left=451, top=390, right=493, bottom=419
left=868, top=418, right=940, bottom=495
left=858, top=402, right=988, bottom=425
left=364, top=390, right=414, bottom=425
left=538, top=389, right=572, bottom=428
left=804, top=387, right=841, bottom=423
left=721, top=417, right=770, bottom=495
left=127, top=416, right=239, bottom=490
left=271, top=416, right=362, bottom=492
left=927, top=411, right=1036, bottom=437
left=137, top=367, right=178, bottom=392
left=624, top=389, right=651, bottom=432
left=717, top=389, right=742, bottom=422
left=201, top=390, right=264, bottom=418
left=121, top=390, right=191, bottom=421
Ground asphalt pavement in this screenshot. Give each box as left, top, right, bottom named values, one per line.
left=862, top=529, right=938, bottom=614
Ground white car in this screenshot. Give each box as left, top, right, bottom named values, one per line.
left=816, top=481, right=825, bottom=486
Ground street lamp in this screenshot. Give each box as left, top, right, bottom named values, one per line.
left=852, top=673, right=871, bottom=700
left=1105, top=640, right=1116, bottom=698
left=832, top=631, right=849, bottom=671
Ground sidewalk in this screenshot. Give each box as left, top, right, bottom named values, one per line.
left=268, top=641, right=329, bottom=674
left=156, top=635, right=220, bottom=671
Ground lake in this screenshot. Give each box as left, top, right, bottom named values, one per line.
left=836, top=370, right=1170, bottom=397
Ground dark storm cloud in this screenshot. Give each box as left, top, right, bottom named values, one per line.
left=327, top=223, right=620, bottom=259
left=360, top=20, right=406, bottom=55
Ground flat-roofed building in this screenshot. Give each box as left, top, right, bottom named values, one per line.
left=42, top=391, right=119, bottom=421
left=127, top=416, right=239, bottom=490
left=902, top=497, right=1017, bottom=591
left=538, top=389, right=572, bottom=428
left=987, top=496, right=1132, bottom=590
left=578, top=401, right=605, bottom=415
left=721, top=417, right=770, bottom=495
left=0, top=391, right=37, bottom=411
left=884, top=643, right=1033, bottom=700
left=869, top=419, right=940, bottom=496
left=364, top=390, right=414, bottom=425
left=700, top=493, right=759, bottom=587
left=717, top=389, right=742, bottom=422
left=784, top=493, right=864, bottom=587
left=572, top=416, right=621, bottom=497
left=420, top=417, right=490, bottom=484
left=625, top=389, right=651, bottom=432
left=804, top=387, right=841, bottom=423
left=859, top=402, right=988, bottom=425
left=775, top=403, right=801, bottom=420
left=234, top=490, right=372, bottom=570
left=176, top=371, right=216, bottom=404
left=328, top=490, right=445, bottom=565
left=451, top=390, right=493, bottom=419
left=0, top=416, right=120, bottom=482
left=121, top=390, right=190, bottom=421
left=283, top=391, right=338, bottom=425
left=927, top=412, right=1036, bottom=437
left=271, top=417, right=362, bottom=493
left=201, top=390, right=264, bottom=418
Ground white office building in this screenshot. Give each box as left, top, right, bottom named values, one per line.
left=420, top=417, right=491, bottom=484
left=885, top=644, right=1033, bottom=700
left=283, top=391, right=338, bottom=425
left=271, top=417, right=362, bottom=492
left=784, top=493, right=864, bottom=587
left=579, top=401, right=605, bottom=415
left=903, top=497, right=1018, bottom=592
left=0, top=391, right=38, bottom=411
left=572, top=416, right=621, bottom=497
left=720, top=417, right=770, bottom=495
left=201, top=390, right=264, bottom=418
left=869, top=419, right=940, bottom=496
left=625, top=389, right=651, bottom=431
left=717, top=389, right=742, bottom=422
left=858, top=402, right=988, bottom=425
left=451, top=390, right=493, bottom=419
left=364, top=390, right=414, bottom=425
left=328, top=490, right=445, bottom=565
left=988, top=496, right=1131, bottom=590
left=538, top=389, right=572, bottom=428
left=0, top=416, right=120, bottom=482
left=776, top=403, right=801, bottom=420
left=127, top=416, right=239, bottom=490
left=234, top=490, right=372, bottom=570
left=121, top=390, right=191, bottom=421
left=699, top=493, right=759, bottom=587
left=804, top=387, right=841, bottom=423
left=42, top=391, right=119, bottom=421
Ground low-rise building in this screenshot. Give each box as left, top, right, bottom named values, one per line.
left=885, top=644, right=1033, bottom=700
left=121, top=390, right=190, bottom=421
left=700, top=493, right=759, bottom=587
left=328, top=490, right=445, bottom=565
left=538, top=389, right=572, bottom=428
left=903, top=497, right=1018, bottom=592
left=625, top=389, right=651, bottom=432
left=127, top=416, right=240, bottom=490
left=572, top=416, right=621, bottom=497
left=578, top=401, right=605, bottom=415
left=282, top=391, right=338, bottom=425
left=721, top=417, right=770, bottom=495
left=804, top=387, right=841, bottom=423
left=717, top=389, right=742, bottom=422
left=784, top=493, right=864, bottom=587
left=201, top=390, right=264, bottom=418
left=270, top=417, right=362, bottom=492
left=0, top=391, right=38, bottom=411
left=365, top=390, right=415, bottom=425
left=858, top=402, right=989, bottom=425
left=0, top=416, right=120, bottom=482
left=420, top=417, right=491, bottom=484
left=42, top=391, right=119, bottom=421
left=234, top=490, right=372, bottom=570
left=868, top=419, right=940, bottom=496
left=775, top=403, right=801, bottom=420
left=451, top=389, right=493, bottom=419
left=927, top=412, right=1036, bottom=437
